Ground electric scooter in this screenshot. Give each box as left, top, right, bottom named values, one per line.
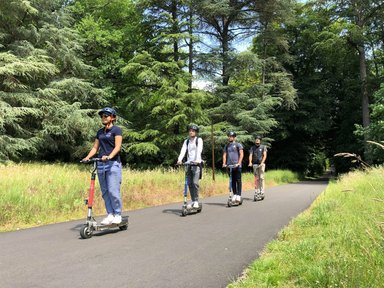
left=226, top=164, right=243, bottom=207
left=253, top=164, right=265, bottom=201
left=180, top=162, right=202, bottom=216
left=79, top=158, right=128, bottom=239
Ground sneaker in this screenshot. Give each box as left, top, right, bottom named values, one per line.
left=186, top=203, right=193, bottom=209
left=112, top=214, right=122, bottom=224
left=192, top=201, right=199, bottom=209
left=232, top=195, right=238, bottom=202
left=237, top=195, right=241, bottom=202
left=101, top=214, right=114, bottom=225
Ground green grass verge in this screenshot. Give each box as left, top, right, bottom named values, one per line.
left=228, top=167, right=384, bottom=288
left=0, top=163, right=299, bottom=231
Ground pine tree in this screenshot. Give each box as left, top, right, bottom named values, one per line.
left=0, top=0, right=105, bottom=161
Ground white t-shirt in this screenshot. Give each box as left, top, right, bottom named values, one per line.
left=177, top=137, right=203, bottom=163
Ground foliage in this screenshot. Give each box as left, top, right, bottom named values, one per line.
left=120, top=51, right=210, bottom=167
left=229, top=167, right=384, bottom=287
left=0, top=0, right=105, bottom=161
left=0, top=162, right=297, bottom=231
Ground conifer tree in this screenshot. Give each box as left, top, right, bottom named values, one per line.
left=0, top=0, right=105, bottom=161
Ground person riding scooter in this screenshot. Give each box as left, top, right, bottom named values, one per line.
left=223, top=131, right=244, bottom=203
left=177, top=124, right=203, bottom=209
left=82, top=107, right=123, bottom=225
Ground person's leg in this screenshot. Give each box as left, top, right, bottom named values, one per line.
left=190, top=166, right=200, bottom=202
left=253, top=165, right=260, bottom=191
left=187, top=166, right=195, bottom=203
left=231, top=169, right=237, bottom=196
left=236, top=167, right=242, bottom=196
left=106, top=161, right=122, bottom=216
left=98, top=168, right=114, bottom=215
left=259, top=164, right=265, bottom=193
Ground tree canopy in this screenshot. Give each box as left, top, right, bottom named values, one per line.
left=1, top=0, right=383, bottom=174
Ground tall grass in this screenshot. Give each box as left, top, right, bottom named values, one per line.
left=229, top=167, right=384, bottom=288
left=0, top=163, right=298, bottom=231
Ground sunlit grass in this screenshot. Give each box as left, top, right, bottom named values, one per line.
left=0, top=163, right=299, bottom=231
left=228, top=167, right=384, bottom=288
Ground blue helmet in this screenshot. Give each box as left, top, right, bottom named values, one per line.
left=98, top=107, right=117, bottom=116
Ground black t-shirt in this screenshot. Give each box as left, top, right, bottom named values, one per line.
left=249, top=144, right=267, bottom=164
left=96, top=125, right=122, bottom=161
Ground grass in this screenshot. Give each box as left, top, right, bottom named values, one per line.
left=228, top=166, right=384, bottom=288
left=0, top=163, right=298, bottom=232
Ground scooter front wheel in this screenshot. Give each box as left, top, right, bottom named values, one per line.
left=181, top=207, right=188, bottom=216
left=80, top=225, right=93, bottom=239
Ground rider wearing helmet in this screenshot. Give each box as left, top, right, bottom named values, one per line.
left=248, top=135, right=267, bottom=195
left=83, top=107, right=123, bottom=225
left=223, top=131, right=244, bottom=202
left=177, top=123, right=203, bottom=209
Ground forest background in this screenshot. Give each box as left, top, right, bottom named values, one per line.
left=1, top=0, right=384, bottom=175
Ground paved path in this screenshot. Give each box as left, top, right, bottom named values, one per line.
left=0, top=180, right=327, bottom=288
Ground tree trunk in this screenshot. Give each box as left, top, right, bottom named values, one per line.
left=188, top=1, right=193, bottom=92
left=171, top=0, right=179, bottom=62
left=222, top=18, right=229, bottom=86
left=358, top=45, right=370, bottom=129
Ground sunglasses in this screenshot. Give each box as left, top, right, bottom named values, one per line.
left=100, top=114, right=111, bottom=118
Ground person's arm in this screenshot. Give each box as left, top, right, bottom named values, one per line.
left=222, top=145, right=227, bottom=167
left=177, top=140, right=187, bottom=164
left=238, top=149, right=244, bottom=167
left=260, top=147, right=267, bottom=165
left=102, top=135, right=122, bottom=161
left=196, top=138, right=203, bottom=163
left=248, top=148, right=253, bottom=166
left=83, top=139, right=100, bottom=161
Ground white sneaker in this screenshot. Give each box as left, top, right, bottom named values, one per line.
left=186, top=203, right=193, bottom=209
left=112, top=214, right=122, bottom=224
left=192, top=201, right=199, bottom=209
left=101, top=214, right=114, bottom=225
left=237, top=195, right=241, bottom=202
left=232, top=195, right=238, bottom=202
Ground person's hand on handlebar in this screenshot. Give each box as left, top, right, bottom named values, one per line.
left=101, top=155, right=109, bottom=162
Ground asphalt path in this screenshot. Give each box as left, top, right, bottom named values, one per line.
left=0, top=180, right=327, bottom=288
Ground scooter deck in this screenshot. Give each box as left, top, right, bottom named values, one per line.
left=227, top=199, right=243, bottom=207
left=181, top=203, right=203, bottom=216
left=95, top=216, right=128, bottom=231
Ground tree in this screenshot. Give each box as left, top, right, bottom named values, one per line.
left=314, top=0, right=384, bottom=159
left=195, top=0, right=256, bottom=86
left=0, top=0, right=105, bottom=161
left=120, top=51, right=210, bottom=167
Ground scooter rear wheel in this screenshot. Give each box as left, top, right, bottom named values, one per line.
left=119, top=224, right=128, bottom=231
left=227, top=200, right=232, bottom=207
left=80, top=225, right=93, bottom=239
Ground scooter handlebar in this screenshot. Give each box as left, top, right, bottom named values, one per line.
left=177, top=161, right=200, bottom=166
left=80, top=158, right=103, bottom=163
left=225, top=164, right=238, bottom=169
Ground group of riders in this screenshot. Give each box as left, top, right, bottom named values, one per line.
left=83, top=107, right=267, bottom=224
